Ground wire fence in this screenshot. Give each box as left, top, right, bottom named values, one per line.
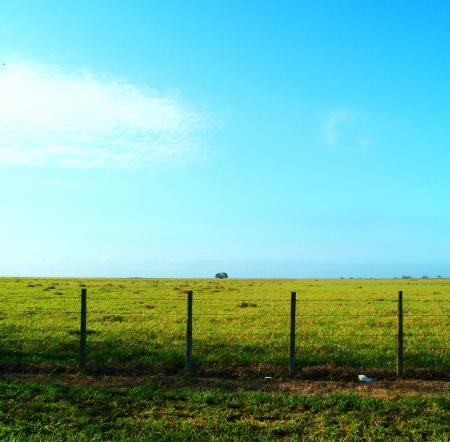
left=0, top=287, right=449, bottom=375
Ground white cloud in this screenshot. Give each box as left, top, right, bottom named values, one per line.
left=323, top=109, right=360, bottom=146
left=0, top=61, right=207, bottom=168
left=322, top=109, right=375, bottom=153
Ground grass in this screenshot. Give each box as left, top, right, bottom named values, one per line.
left=0, top=277, right=448, bottom=373
left=0, top=278, right=448, bottom=440
left=0, top=376, right=449, bottom=441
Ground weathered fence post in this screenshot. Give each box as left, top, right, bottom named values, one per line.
left=289, top=291, right=297, bottom=376
left=185, top=290, right=193, bottom=371
left=396, top=290, right=404, bottom=376
left=80, top=287, right=87, bottom=370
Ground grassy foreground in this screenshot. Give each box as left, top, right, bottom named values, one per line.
left=0, top=277, right=448, bottom=373
left=0, top=376, right=449, bottom=441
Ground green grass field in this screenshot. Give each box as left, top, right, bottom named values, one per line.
left=1, top=278, right=449, bottom=440
left=0, top=277, right=448, bottom=373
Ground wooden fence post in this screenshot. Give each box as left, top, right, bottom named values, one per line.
left=289, top=291, right=297, bottom=376
left=396, top=290, right=404, bottom=376
left=185, top=290, right=193, bottom=371
left=80, top=288, right=87, bottom=370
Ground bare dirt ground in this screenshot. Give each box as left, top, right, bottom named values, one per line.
left=2, top=372, right=448, bottom=399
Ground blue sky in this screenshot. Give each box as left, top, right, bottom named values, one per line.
left=1, top=1, right=450, bottom=278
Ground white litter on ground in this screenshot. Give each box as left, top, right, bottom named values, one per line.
left=358, top=374, right=373, bottom=383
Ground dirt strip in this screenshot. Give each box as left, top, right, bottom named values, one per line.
left=275, top=379, right=449, bottom=398
left=1, top=373, right=448, bottom=399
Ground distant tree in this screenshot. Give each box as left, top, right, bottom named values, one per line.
left=422, top=275, right=429, bottom=279
left=401, top=275, right=412, bottom=279
left=437, top=275, right=443, bottom=278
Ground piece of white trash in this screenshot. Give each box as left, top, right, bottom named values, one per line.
left=358, top=374, right=373, bottom=383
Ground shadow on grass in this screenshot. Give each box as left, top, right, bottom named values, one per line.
left=0, top=331, right=448, bottom=379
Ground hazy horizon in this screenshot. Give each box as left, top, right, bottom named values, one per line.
left=1, top=260, right=448, bottom=280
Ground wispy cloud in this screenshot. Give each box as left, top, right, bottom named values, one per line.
left=0, top=61, right=207, bottom=168
left=323, top=109, right=373, bottom=151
